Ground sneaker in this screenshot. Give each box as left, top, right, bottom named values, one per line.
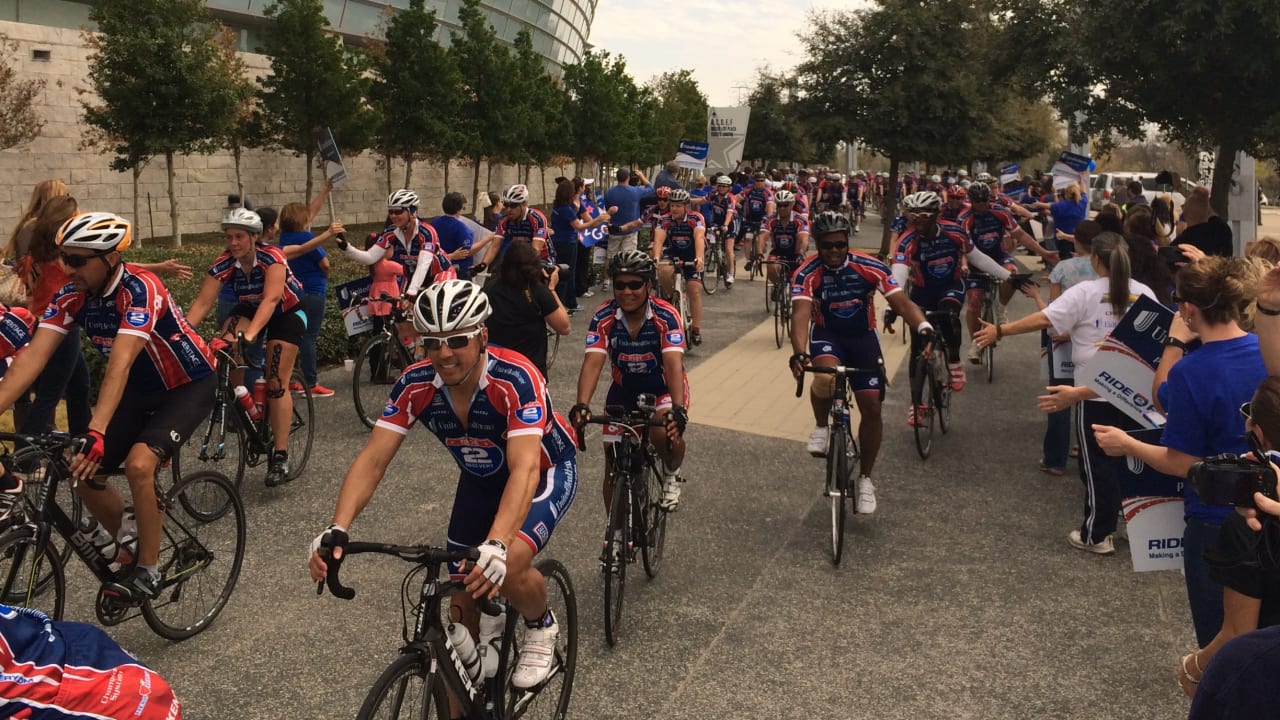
left=309, top=384, right=335, bottom=398
left=104, top=565, right=160, bottom=601
left=579, top=289, right=595, bottom=298
left=949, top=363, right=966, bottom=391
left=856, top=476, right=877, bottom=514
left=1067, top=530, right=1115, bottom=555
left=854, top=223, right=861, bottom=233
left=806, top=426, right=829, bottom=457
left=725, top=274, right=735, bottom=287
left=512, top=611, right=559, bottom=689
left=601, top=280, right=610, bottom=292
left=967, top=343, right=982, bottom=364
left=660, top=472, right=683, bottom=511
left=288, top=380, right=305, bottom=393
left=1038, top=461, right=1066, bottom=477
left=690, top=328, right=703, bottom=346
left=996, top=305, right=1009, bottom=326
left=0, top=473, right=22, bottom=523
left=265, top=454, right=291, bottom=487
left=906, top=404, right=929, bottom=427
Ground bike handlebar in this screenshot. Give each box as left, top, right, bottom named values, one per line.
left=794, top=364, right=883, bottom=398
left=319, top=539, right=495, bottom=612
left=0, top=431, right=76, bottom=452
left=572, top=405, right=668, bottom=451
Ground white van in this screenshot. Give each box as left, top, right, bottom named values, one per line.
left=1088, top=172, right=1196, bottom=213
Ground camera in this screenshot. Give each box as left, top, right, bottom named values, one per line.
left=1187, top=454, right=1280, bottom=508
left=1157, top=245, right=1185, bottom=268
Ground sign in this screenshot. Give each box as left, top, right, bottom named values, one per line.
left=579, top=202, right=607, bottom=248
left=999, top=163, right=1020, bottom=187
left=706, top=107, right=751, bottom=172
left=334, top=276, right=373, bottom=337
left=313, top=127, right=349, bottom=189
left=676, top=140, right=709, bottom=170
left=1051, top=150, right=1091, bottom=190
left=1121, top=428, right=1186, bottom=572
left=1039, top=333, right=1073, bottom=382
left=1083, top=295, right=1174, bottom=428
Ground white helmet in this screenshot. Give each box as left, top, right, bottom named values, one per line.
left=387, top=189, right=419, bottom=210
left=412, top=279, right=492, bottom=334
left=929, top=174, right=942, bottom=183
left=957, top=169, right=969, bottom=178
left=902, top=191, right=943, bottom=213
left=501, top=184, right=530, bottom=205
left=774, top=189, right=796, bottom=204
left=221, top=207, right=263, bottom=234
left=57, top=212, right=132, bottom=253
left=976, top=172, right=995, bottom=184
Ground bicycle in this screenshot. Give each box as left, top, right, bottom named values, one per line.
left=655, top=259, right=695, bottom=345
left=702, top=228, right=728, bottom=295
left=177, top=333, right=315, bottom=493
left=319, top=539, right=577, bottom=720
left=572, top=395, right=670, bottom=647
left=971, top=273, right=1001, bottom=383
left=353, top=294, right=417, bottom=429
left=741, top=221, right=764, bottom=282
left=0, top=431, right=245, bottom=640
left=543, top=263, right=570, bottom=371
left=795, top=360, right=885, bottom=566
left=764, top=257, right=800, bottom=349
left=909, top=310, right=955, bottom=460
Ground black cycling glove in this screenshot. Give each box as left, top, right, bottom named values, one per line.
left=667, top=406, right=689, bottom=436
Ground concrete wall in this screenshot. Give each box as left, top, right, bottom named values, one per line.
left=0, top=20, right=577, bottom=244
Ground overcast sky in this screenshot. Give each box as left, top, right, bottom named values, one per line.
left=588, top=0, right=873, bottom=106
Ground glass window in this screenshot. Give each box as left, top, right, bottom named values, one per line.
left=487, top=0, right=514, bottom=12
left=339, top=2, right=385, bottom=36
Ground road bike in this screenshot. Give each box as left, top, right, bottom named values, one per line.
left=0, top=432, right=245, bottom=640
left=702, top=228, right=728, bottom=295
left=319, top=539, right=577, bottom=720
left=177, top=334, right=315, bottom=493
left=909, top=311, right=955, bottom=460
left=764, top=257, right=800, bottom=349
left=972, top=274, right=1001, bottom=383
left=655, top=259, right=695, bottom=345
left=573, top=395, right=670, bottom=647
left=353, top=295, right=417, bottom=429
left=796, top=360, right=885, bottom=566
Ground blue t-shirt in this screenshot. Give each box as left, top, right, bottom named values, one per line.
left=278, top=230, right=328, bottom=295
left=1050, top=197, right=1088, bottom=234
left=430, top=215, right=474, bottom=275
left=1159, top=334, right=1267, bottom=523
left=550, top=204, right=579, bottom=247
left=602, top=183, right=654, bottom=227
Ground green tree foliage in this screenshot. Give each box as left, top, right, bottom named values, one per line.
left=450, top=0, right=517, bottom=203
left=742, top=70, right=833, bottom=167
left=208, top=25, right=259, bottom=204
left=510, top=28, right=571, bottom=183
left=0, top=34, right=44, bottom=151
left=648, top=69, right=708, bottom=157
left=369, top=0, right=463, bottom=190
left=562, top=50, right=637, bottom=172
left=83, top=0, right=243, bottom=247
left=258, top=0, right=373, bottom=198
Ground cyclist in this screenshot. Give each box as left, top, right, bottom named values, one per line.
left=706, top=176, right=740, bottom=286
left=941, top=185, right=969, bottom=222
left=650, top=188, right=707, bottom=346
left=187, top=207, right=308, bottom=486
left=308, top=279, right=577, bottom=690
left=736, top=171, right=775, bottom=251
left=890, top=192, right=1011, bottom=422
left=790, top=211, right=932, bottom=514
left=962, top=181, right=1056, bottom=362
left=817, top=172, right=846, bottom=215
left=850, top=171, right=868, bottom=232
left=481, top=184, right=551, bottom=268
left=642, top=185, right=671, bottom=235
left=0, top=212, right=216, bottom=600
left=570, top=250, right=689, bottom=511
left=754, top=189, right=811, bottom=287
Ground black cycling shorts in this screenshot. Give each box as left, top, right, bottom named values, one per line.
left=229, top=303, right=306, bottom=346
left=100, top=373, right=216, bottom=473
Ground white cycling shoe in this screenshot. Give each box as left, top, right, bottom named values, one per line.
left=806, top=426, right=829, bottom=457
left=512, top=611, right=559, bottom=689
left=856, top=476, right=877, bottom=514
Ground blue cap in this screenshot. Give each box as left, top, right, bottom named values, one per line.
left=731, top=183, right=743, bottom=194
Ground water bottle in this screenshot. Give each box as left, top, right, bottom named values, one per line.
left=75, top=515, right=122, bottom=572
left=445, top=622, right=484, bottom=683
left=116, top=506, right=137, bottom=566
left=234, top=386, right=262, bottom=421
left=477, top=607, right=506, bottom=679
left=252, top=378, right=267, bottom=411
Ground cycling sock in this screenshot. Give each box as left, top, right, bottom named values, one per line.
left=525, top=608, right=553, bottom=629
left=271, top=449, right=289, bottom=464
left=139, top=564, right=159, bottom=580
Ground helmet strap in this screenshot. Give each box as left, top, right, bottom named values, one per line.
left=444, top=348, right=486, bottom=388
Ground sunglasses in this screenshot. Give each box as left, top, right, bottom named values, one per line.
left=818, top=241, right=848, bottom=251
left=422, top=327, right=483, bottom=352
left=613, top=279, right=648, bottom=291
left=388, top=208, right=408, bottom=216
left=1242, top=401, right=1253, bottom=423
left=60, top=251, right=110, bottom=269
left=907, top=211, right=938, bottom=219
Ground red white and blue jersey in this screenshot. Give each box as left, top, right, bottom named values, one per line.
left=43, top=265, right=214, bottom=393
left=941, top=202, right=971, bottom=223
left=657, top=212, right=704, bottom=261
left=740, top=187, right=774, bottom=221
left=376, top=346, right=575, bottom=479
left=762, top=214, right=810, bottom=257
left=207, top=244, right=303, bottom=314
left=641, top=204, right=667, bottom=234
left=894, top=221, right=974, bottom=287
left=0, top=605, right=183, bottom=719
left=819, top=181, right=846, bottom=207
left=792, top=192, right=809, bottom=217
left=791, top=252, right=901, bottom=335
left=375, top=220, right=453, bottom=282
left=585, top=297, right=685, bottom=396
left=707, top=191, right=737, bottom=229
left=496, top=209, right=549, bottom=249
left=849, top=179, right=866, bottom=202
left=963, top=206, right=1020, bottom=260
left=0, top=305, right=36, bottom=359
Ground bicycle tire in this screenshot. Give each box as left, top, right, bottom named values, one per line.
left=911, top=353, right=934, bottom=460
left=602, top=476, right=629, bottom=647
left=781, top=289, right=792, bottom=340
left=356, top=651, right=450, bottom=720
left=935, top=351, right=952, bottom=435
left=287, top=370, right=315, bottom=480
left=142, top=470, right=245, bottom=641
left=173, top=398, right=247, bottom=500
left=704, top=247, right=720, bottom=296
left=10, top=445, right=79, bottom=568
left=639, top=461, right=667, bottom=579
left=0, top=524, right=65, bottom=619
left=508, top=558, right=578, bottom=720
left=354, top=334, right=413, bottom=429
left=827, top=428, right=848, bottom=566
left=983, top=296, right=996, bottom=383
left=773, top=289, right=784, bottom=349
left=545, top=328, right=561, bottom=371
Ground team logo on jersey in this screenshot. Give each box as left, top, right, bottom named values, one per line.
left=517, top=405, right=544, bottom=424
left=829, top=298, right=864, bottom=319
left=382, top=402, right=398, bottom=418
left=533, top=521, right=550, bottom=544
left=666, top=331, right=683, bottom=345
left=125, top=309, right=150, bottom=327
left=585, top=333, right=600, bottom=346
left=42, top=305, right=57, bottom=320
left=791, top=284, right=804, bottom=295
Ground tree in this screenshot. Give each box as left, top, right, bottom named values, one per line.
left=209, top=25, right=259, bottom=204
left=450, top=0, right=517, bottom=205
left=648, top=69, right=708, bottom=160
left=369, top=0, right=463, bottom=190
left=0, top=34, right=44, bottom=150
left=562, top=50, right=635, bottom=171
left=83, top=0, right=244, bottom=247
left=743, top=70, right=811, bottom=167
left=508, top=29, right=571, bottom=193
left=258, top=0, right=373, bottom=199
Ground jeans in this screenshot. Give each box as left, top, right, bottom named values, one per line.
left=21, top=326, right=91, bottom=435
left=553, top=241, right=579, bottom=309
left=298, top=293, right=326, bottom=386
left=1184, top=517, right=1225, bottom=648
left=1042, top=330, right=1073, bottom=470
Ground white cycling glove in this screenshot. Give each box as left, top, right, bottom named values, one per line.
left=475, top=539, right=508, bottom=587
left=309, top=523, right=347, bottom=562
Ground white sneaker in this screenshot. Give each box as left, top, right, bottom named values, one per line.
left=512, top=611, right=559, bottom=689
left=806, top=426, right=829, bottom=457
left=996, top=305, right=1009, bottom=326
left=601, top=280, right=610, bottom=292
left=967, top=343, right=982, bottom=364
left=856, top=476, right=877, bottom=514
left=1067, top=530, right=1115, bottom=555
left=661, top=471, right=682, bottom=511
left=725, top=274, right=735, bottom=287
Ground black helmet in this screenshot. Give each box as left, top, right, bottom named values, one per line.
left=607, top=249, right=656, bottom=280
left=811, top=211, right=853, bottom=239
left=966, top=182, right=992, bottom=203
left=752, top=171, right=767, bottom=181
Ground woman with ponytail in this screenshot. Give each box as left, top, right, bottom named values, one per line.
left=974, top=232, right=1157, bottom=554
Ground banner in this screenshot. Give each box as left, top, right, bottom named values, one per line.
left=706, top=107, right=751, bottom=171
left=334, top=276, right=374, bottom=337
left=999, top=163, right=1020, bottom=187
left=676, top=140, right=709, bottom=170
left=313, top=127, right=349, bottom=189
left=1039, top=334, right=1073, bottom=382
left=581, top=202, right=608, bottom=248
left=1083, top=295, right=1174, bottom=428
left=1121, top=428, right=1186, bottom=572
left=1051, top=150, right=1091, bottom=190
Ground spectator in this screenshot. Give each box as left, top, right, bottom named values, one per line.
left=482, top=239, right=569, bottom=374
left=5, top=179, right=66, bottom=263
left=432, top=192, right=480, bottom=278
left=653, top=160, right=683, bottom=191
left=1151, top=195, right=1176, bottom=243
left=574, top=177, right=598, bottom=300
left=1124, top=204, right=1159, bottom=247
left=277, top=199, right=343, bottom=398
left=1123, top=232, right=1175, bottom=307
left=1094, top=256, right=1267, bottom=647
left=1125, top=179, right=1148, bottom=210
left=1246, top=236, right=1280, bottom=266
left=550, top=180, right=611, bottom=312
left=481, top=191, right=503, bottom=232
left=1032, top=179, right=1088, bottom=259
left=1176, top=192, right=1235, bottom=258
left=602, top=168, right=655, bottom=290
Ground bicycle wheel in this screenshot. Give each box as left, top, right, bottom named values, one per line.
left=357, top=652, right=450, bottom=720
left=142, top=471, right=245, bottom=641
left=173, top=398, right=246, bottom=504
left=764, top=270, right=773, bottom=312
left=827, top=428, right=848, bottom=566
left=602, top=475, right=629, bottom=647
left=545, top=327, right=561, bottom=371
left=704, top=247, right=720, bottom=296
left=640, top=462, right=667, bottom=579
left=354, top=334, right=412, bottom=429
left=287, top=370, right=315, bottom=480
left=0, top=525, right=65, bottom=619
left=911, top=354, right=934, bottom=460
left=10, top=446, right=78, bottom=568
left=781, top=289, right=792, bottom=340
left=773, top=292, right=785, bottom=349
left=507, top=558, right=578, bottom=719
left=982, top=297, right=996, bottom=383
left=935, top=351, right=952, bottom=435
